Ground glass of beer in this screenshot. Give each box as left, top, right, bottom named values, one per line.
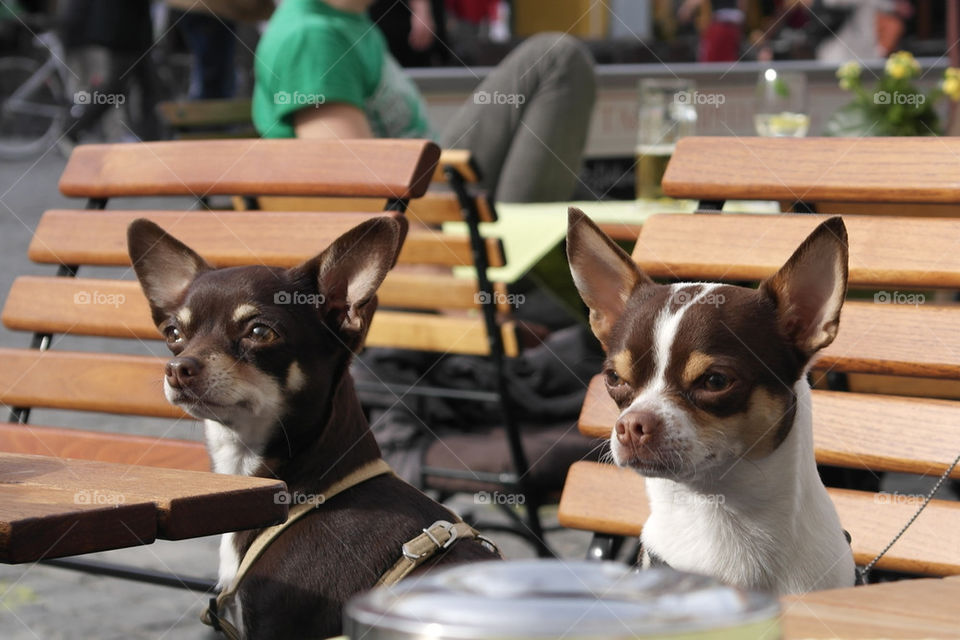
left=636, top=78, right=697, bottom=200
left=754, top=69, right=809, bottom=137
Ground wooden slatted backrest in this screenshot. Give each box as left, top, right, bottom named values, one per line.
left=662, top=137, right=960, bottom=209
left=559, top=211, right=960, bottom=575
left=632, top=213, right=960, bottom=381
left=2, top=140, right=516, bottom=449
left=59, top=139, right=439, bottom=200
left=4, top=139, right=498, bottom=466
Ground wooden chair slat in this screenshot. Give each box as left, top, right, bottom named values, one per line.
left=155, top=98, right=252, bottom=128
left=0, top=484, right=157, bottom=563
left=254, top=192, right=497, bottom=224
left=254, top=196, right=385, bottom=213
left=2, top=277, right=157, bottom=339
left=59, top=139, right=440, bottom=200
left=634, top=214, right=960, bottom=288
left=819, top=301, right=960, bottom=379
left=2, top=272, right=498, bottom=341
left=0, top=423, right=209, bottom=471
left=365, top=311, right=518, bottom=357
left=435, top=149, right=479, bottom=183
left=29, top=210, right=503, bottom=269
left=1, top=452, right=286, bottom=541
left=557, top=461, right=650, bottom=537
left=662, top=137, right=960, bottom=204
left=0, top=349, right=180, bottom=418
left=558, top=461, right=960, bottom=575
left=578, top=375, right=960, bottom=479
left=378, top=272, right=499, bottom=310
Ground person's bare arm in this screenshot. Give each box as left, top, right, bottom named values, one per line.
left=294, top=103, right=373, bottom=138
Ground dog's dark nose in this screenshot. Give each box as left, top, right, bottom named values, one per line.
left=165, top=357, right=203, bottom=389
left=615, top=410, right=662, bottom=446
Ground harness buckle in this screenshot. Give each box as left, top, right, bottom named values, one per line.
left=402, top=520, right=458, bottom=560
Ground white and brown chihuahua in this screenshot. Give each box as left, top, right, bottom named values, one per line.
left=566, top=208, right=855, bottom=595
left=128, top=216, right=497, bottom=639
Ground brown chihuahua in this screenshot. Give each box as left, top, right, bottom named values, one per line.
left=128, top=216, right=498, bottom=640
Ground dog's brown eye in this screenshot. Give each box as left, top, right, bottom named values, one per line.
left=164, top=326, right=183, bottom=344
left=703, top=372, right=730, bottom=392
left=248, top=324, right=279, bottom=343
left=604, top=369, right=624, bottom=387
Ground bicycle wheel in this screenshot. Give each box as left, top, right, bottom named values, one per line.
left=0, top=55, right=67, bottom=160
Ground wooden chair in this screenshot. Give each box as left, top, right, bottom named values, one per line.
left=0, top=138, right=439, bottom=587
left=560, top=213, right=960, bottom=576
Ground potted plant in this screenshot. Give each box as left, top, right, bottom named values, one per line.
left=825, top=51, right=960, bottom=137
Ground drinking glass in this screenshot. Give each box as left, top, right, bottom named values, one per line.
left=636, top=78, right=697, bottom=199
left=754, top=69, right=809, bottom=137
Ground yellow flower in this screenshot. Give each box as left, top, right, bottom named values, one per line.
left=943, top=76, right=960, bottom=101
left=837, top=61, right=861, bottom=80
left=836, top=61, right=861, bottom=89
left=886, top=51, right=920, bottom=79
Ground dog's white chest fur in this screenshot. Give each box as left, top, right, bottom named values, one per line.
left=204, top=419, right=266, bottom=476
left=640, top=382, right=856, bottom=594
left=205, top=419, right=267, bottom=633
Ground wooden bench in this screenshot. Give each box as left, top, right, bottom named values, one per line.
left=558, top=211, right=960, bottom=576
left=0, top=138, right=439, bottom=581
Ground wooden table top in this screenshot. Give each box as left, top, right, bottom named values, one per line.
left=781, top=576, right=960, bottom=638
left=0, top=452, right=287, bottom=564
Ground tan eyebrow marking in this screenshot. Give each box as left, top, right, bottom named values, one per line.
left=232, top=304, right=258, bottom=324
left=682, top=350, right=716, bottom=386
left=176, top=307, right=192, bottom=328
left=611, top=350, right=634, bottom=384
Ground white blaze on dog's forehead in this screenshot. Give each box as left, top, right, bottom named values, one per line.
left=286, top=361, right=305, bottom=392
left=176, top=307, right=192, bottom=328
left=624, top=283, right=721, bottom=413
left=232, top=304, right=258, bottom=323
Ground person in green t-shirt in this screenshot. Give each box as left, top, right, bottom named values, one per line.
left=253, top=0, right=595, bottom=203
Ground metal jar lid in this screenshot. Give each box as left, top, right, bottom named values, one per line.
left=344, top=560, right=780, bottom=640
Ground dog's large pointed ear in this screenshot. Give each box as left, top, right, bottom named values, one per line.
left=760, top=216, right=848, bottom=360
left=127, top=219, right=211, bottom=324
left=566, top=207, right=652, bottom=349
left=295, top=215, right=405, bottom=351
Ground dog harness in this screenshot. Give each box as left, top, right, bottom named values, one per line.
left=201, top=458, right=495, bottom=639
